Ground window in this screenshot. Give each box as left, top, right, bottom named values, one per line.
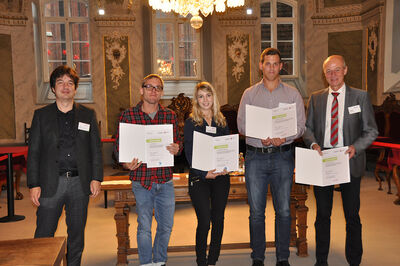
left=260, top=0, right=297, bottom=76
left=42, top=0, right=91, bottom=80
left=153, top=11, right=201, bottom=87
left=33, top=0, right=92, bottom=103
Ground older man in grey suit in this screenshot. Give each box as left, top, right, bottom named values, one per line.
left=303, top=55, right=378, bottom=266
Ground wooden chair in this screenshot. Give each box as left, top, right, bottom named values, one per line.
left=0, top=123, right=30, bottom=200
left=389, top=147, right=400, bottom=205
left=372, top=109, right=391, bottom=191
left=24, top=122, right=30, bottom=145
left=392, top=163, right=400, bottom=205
left=387, top=110, right=400, bottom=203
left=0, top=153, right=25, bottom=200
left=220, top=104, right=239, bottom=134
left=167, top=93, right=192, bottom=137
left=373, top=93, right=400, bottom=194
left=220, top=104, right=246, bottom=154
left=167, top=93, right=192, bottom=173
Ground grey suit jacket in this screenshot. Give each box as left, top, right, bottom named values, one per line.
left=27, top=103, right=103, bottom=197
left=303, top=85, right=378, bottom=178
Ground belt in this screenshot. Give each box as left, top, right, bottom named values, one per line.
left=246, top=144, right=292, bottom=154
left=59, top=170, right=79, bottom=178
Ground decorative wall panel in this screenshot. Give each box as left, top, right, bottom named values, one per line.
left=226, top=32, right=250, bottom=106
left=0, top=34, right=16, bottom=139
left=367, top=22, right=379, bottom=102
left=103, top=34, right=131, bottom=136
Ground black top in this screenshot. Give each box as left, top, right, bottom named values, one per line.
left=57, top=106, right=78, bottom=172
left=184, top=117, right=230, bottom=180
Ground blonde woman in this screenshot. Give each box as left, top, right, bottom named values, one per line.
left=184, top=82, right=230, bottom=266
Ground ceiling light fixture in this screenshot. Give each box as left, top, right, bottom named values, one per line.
left=148, top=0, right=245, bottom=29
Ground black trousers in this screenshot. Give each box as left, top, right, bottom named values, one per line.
left=34, top=175, right=89, bottom=266
left=313, top=176, right=362, bottom=265
left=189, top=174, right=230, bottom=266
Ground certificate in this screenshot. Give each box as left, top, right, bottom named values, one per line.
left=245, top=103, right=297, bottom=139
left=192, top=131, right=239, bottom=172
left=295, top=147, right=350, bottom=186
left=119, top=123, right=174, bottom=168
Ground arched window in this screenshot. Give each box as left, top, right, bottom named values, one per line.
left=260, top=0, right=297, bottom=76
left=33, top=0, right=92, bottom=103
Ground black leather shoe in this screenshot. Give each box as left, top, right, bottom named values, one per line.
left=314, top=261, right=328, bottom=266
left=276, top=260, right=290, bottom=266
left=252, top=260, right=264, bottom=266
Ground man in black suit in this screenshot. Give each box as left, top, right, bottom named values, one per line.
left=27, top=65, right=103, bottom=266
left=303, top=55, right=378, bottom=266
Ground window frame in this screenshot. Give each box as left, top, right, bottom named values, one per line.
left=260, top=0, right=298, bottom=77
left=40, top=0, right=92, bottom=83
left=151, top=12, right=202, bottom=81
left=32, top=0, right=93, bottom=103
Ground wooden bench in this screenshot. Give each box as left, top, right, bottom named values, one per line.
left=101, top=174, right=308, bottom=265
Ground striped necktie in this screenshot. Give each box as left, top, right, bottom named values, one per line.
left=330, top=92, right=340, bottom=147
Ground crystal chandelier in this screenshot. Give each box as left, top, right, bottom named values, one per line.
left=148, top=0, right=245, bottom=29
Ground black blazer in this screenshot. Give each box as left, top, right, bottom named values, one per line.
left=27, top=103, right=103, bottom=197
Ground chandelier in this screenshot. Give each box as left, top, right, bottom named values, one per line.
left=148, top=0, right=245, bottom=29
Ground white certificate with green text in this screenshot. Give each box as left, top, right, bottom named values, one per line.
left=192, top=131, right=239, bottom=172
left=295, top=146, right=350, bottom=186
left=119, top=123, right=173, bottom=168
left=245, top=103, right=297, bottom=139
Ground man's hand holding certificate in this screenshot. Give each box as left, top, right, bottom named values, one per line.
left=119, top=123, right=174, bottom=168
left=295, top=146, right=350, bottom=186
left=245, top=103, right=297, bottom=139
left=192, top=131, right=239, bottom=172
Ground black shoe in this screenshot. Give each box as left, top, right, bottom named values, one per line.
left=314, top=261, right=328, bottom=266
left=252, top=260, right=264, bottom=266
left=276, top=260, right=290, bottom=266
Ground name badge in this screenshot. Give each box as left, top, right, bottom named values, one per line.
left=206, top=126, right=216, bottom=134
left=78, top=122, right=90, bottom=132
left=348, top=105, right=361, bottom=114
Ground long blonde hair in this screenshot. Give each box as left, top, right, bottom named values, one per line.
left=190, top=81, right=226, bottom=128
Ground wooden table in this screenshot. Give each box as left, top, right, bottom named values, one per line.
left=0, top=145, right=28, bottom=223
left=0, top=237, right=66, bottom=265
left=102, top=174, right=308, bottom=265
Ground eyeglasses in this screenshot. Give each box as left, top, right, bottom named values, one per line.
left=142, top=84, right=163, bottom=92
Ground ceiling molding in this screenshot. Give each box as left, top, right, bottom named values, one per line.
left=94, top=15, right=135, bottom=27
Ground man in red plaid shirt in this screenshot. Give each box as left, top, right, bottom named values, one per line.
left=115, top=74, right=181, bottom=266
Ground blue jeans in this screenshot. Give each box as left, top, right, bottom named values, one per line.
left=245, top=148, right=294, bottom=262
left=132, top=180, right=175, bottom=265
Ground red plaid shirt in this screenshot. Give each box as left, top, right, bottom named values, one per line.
left=114, top=101, right=182, bottom=190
